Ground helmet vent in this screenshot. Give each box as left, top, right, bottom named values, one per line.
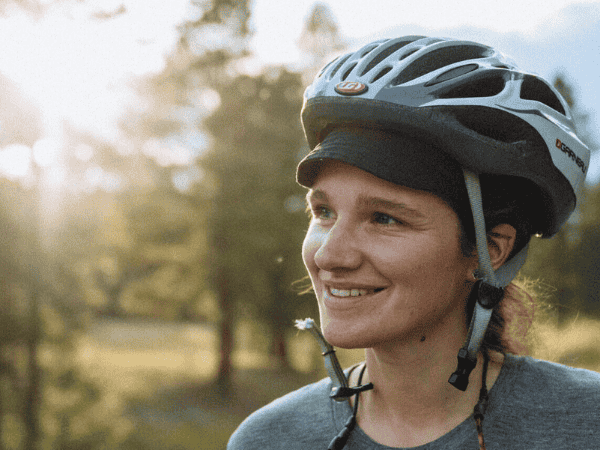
left=360, top=45, right=378, bottom=57
left=392, top=45, right=490, bottom=85
left=328, top=54, right=352, bottom=79
left=399, top=48, right=420, bottom=60
left=425, top=63, right=479, bottom=87
left=360, top=38, right=422, bottom=76
left=520, top=76, right=566, bottom=115
left=438, top=73, right=505, bottom=99
left=318, top=56, right=340, bottom=77
left=452, top=107, right=539, bottom=145
left=371, top=66, right=392, bottom=82
left=341, top=63, right=358, bottom=81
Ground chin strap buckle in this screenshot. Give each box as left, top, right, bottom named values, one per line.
left=330, top=382, right=374, bottom=401
left=449, top=281, right=504, bottom=392
left=448, top=348, right=478, bottom=391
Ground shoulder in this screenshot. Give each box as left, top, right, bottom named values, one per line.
left=503, top=354, right=600, bottom=400
left=488, top=354, right=600, bottom=446
left=227, top=376, right=340, bottom=450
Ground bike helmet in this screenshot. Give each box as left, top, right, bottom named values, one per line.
left=296, top=35, right=590, bottom=390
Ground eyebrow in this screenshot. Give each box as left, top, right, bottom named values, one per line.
left=357, top=194, right=425, bottom=219
left=306, top=189, right=425, bottom=219
left=306, top=189, right=328, bottom=203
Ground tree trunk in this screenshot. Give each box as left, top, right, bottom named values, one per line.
left=271, top=322, right=287, bottom=369
left=24, top=289, right=40, bottom=450
left=216, top=270, right=234, bottom=394
left=270, top=268, right=289, bottom=370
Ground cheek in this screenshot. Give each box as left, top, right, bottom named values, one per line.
left=302, top=224, right=331, bottom=328
left=388, top=235, right=469, bottom=300
left=421, top=242, right=473, bottom=308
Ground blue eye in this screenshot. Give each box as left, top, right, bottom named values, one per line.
left=373, top=212, right=401, bottom=225
left=312, top=206, right=335, bottom=220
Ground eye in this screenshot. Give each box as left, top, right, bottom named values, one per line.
left=373, top=212, right=402, bottom=226
left=311, top=205, right=335, bottom=221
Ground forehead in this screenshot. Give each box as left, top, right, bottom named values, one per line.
left=310, top=160, right=430, bottom=196
left=309, top=160, right=455, bottom=214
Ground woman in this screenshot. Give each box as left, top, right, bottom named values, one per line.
left=228, top=36, right=599, bottom=449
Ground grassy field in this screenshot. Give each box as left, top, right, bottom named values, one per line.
left=75, top=320, right=323, bottom=450
left=529, top=317, right=600, bottom=371
left=74, top=317, right=600, bottom=450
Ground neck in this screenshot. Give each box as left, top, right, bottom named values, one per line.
left=366, top=335, right=472, bottom=412
left=353, top=337, right=499, bottom=447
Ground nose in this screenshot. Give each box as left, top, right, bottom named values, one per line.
left=313, top=220, right=362, bottom=272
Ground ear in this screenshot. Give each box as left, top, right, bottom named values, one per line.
left=487, top=223, right=517, bottom=270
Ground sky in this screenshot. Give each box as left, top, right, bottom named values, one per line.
left=252, top=0, right=600, bottom=65
left=0, top=0, right=599, bottom=179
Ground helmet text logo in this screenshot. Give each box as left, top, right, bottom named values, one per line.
left=334, top=81, right=368, bottom=96
left=556, top=139, right=587, bottom=174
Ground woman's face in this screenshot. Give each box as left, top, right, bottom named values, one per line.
left=302, top=161, right=476, bottom=350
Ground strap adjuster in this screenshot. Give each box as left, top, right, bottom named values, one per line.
left=330, top=383, right=374, bottom=401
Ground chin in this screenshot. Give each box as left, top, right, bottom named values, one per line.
left=323, top=320, right=379, bottom=349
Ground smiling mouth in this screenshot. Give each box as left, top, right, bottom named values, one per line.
left=329, top=287, right=385, bottom=297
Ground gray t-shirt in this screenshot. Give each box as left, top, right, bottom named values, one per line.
left=227, top=354, right=600, bottom=449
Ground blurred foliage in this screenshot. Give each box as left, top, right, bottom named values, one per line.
left=124, top=0, right=257, bottom=393
left=127, top=0, right=348, bottom=391
left=0, top=178, right=135, bottom=450
left=192, top=0, right=347, bottom=388
left=0, top=73, right=42, bottom=147
left=0, top=0, right=258, bottom=447
left=202, top=68, right=315, bottom=379
left=117, top=189, right=209, bottom=321
left=297, top=2, right=347, bottom=78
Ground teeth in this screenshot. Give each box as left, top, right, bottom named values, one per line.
left=330, top=288, right=371, bottom=297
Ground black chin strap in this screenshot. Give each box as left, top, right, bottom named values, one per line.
left=327, top=363, right=370, bottom=450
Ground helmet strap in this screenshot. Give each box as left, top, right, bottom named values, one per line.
left=449, top=170, right=528, bottom=391
left=296, top=318, right=349, bottom=394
